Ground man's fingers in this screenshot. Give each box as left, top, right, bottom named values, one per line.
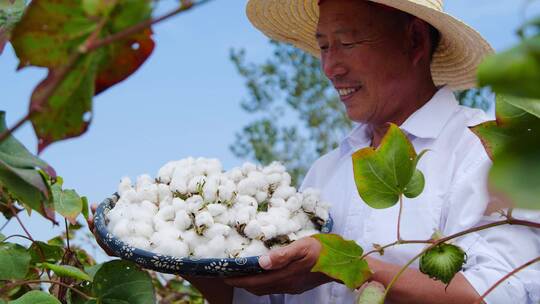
left=262, top=237, right=319, bottom=270
left=90, top=203, right=98, bottom=214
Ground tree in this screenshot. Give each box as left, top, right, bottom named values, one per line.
left=230, top=41, right=493, bottom=187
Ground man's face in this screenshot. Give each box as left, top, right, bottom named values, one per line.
left=316, top=0, right=414, bottom=124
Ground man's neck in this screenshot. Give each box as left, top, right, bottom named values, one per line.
left=370, top=83, right=438, bottom=147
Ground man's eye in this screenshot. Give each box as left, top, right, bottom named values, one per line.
left=319, top=45, right=329, bottom=51
left=342, top=42, right=356, bottom=48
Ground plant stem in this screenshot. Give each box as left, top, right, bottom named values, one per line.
left=2, top=234, right=33, bottom=243
left=473, top=256, right=540, bottom=304
left=397, top=195, right=403, bottom=242
left=0, top=113, right=31, bottom=144
left=0, top=279, right=93, bottom=300
left=9, top=204, right=33, bottom=241
left=361, top=239, right=432, bottom=259
left=65, top=219, right=71, bottom=251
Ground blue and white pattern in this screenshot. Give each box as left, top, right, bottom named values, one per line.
left=95, top=195, right=333, bottom=277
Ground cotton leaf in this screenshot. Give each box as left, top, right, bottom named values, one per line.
left=419, top=244, right=466, bottom=284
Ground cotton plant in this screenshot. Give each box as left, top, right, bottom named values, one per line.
left=106, top=158, right=331, bottom=258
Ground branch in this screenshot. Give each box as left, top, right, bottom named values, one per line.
left=10, top=204, right=33, bottom=241
left=397, top=195, right=404, bottom=241
left=0, top=279, right=93, bottom=300
left=473, top=256, right=540, bottom=304
left=2, top=234, right=33, bottom=243
left=0, top=113, right=31, bottom=145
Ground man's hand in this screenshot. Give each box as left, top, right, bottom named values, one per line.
left=224, top=237, right=334, bottom=296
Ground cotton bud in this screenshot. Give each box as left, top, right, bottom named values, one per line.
left=186, top=195, right=204, bottom=213
left=272, top=186, right=296, bottom=200
left=171, top=198, right=187, bottom=211
left=204, top=223, right=231, bottom=239
left=240, top=240, right=269, bottom=257
left=285, top=196, right=302, bottom=213
left=170, top=176, right=188, bottom=194
left=217, top=185, right=234, bottom=202
left=241, top=162, right=257, bottom=175
left=296, top=229, right=319, bottom=239
left=260, top=225, right=277, bottom=240
left=315, top=206, right=330, bottom=221
left=188, top=175, right=206, bottom=194
left=155, top=240, right=189, bottom=257
left=207, top=203, right=227, bottom=216
left=173, top=210, right=192, bottom=231
left=244, top=219, right=263, bottom=239
left=140, top=200, right=158, bottom=215
left=156, top=205, right=176, bottom=221
left=118, top=177, right=133, bottom=196
left=195, top=211, right=214, bottom=229
left=136, top=174, right=154, bottom=190
left=121, top=189, right=138, bottom=203
left=236, top=195, right=258, bottom=208
left=255, top=191, right=268, bottom=203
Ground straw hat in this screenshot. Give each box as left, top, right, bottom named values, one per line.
left=246, top=0, right=494, bottom=90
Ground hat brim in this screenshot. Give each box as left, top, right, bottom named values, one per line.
left=247, top=0, right=494, bottom=90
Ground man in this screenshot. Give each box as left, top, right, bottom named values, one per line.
left=92, top=0, right=539, bottom=302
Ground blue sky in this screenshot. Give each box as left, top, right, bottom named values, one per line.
left=1, top=0, right=540, bottom=252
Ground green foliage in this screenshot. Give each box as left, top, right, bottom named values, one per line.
left=311, top=234, right=372, bottom=289
left=91, top=260, right=155, bottom=304
left=230, top=41, right=352, bottom=186
left=28, top=241, right=63, bottom=264
left=9, top=291, right=61, bottom=304
left=0, top=243, right=31, bottom=280
left=0, top=0, right=25, bottom=54
left=419, top=244, right=467, bottom=284
left=352, top=124, right=426, bottom=209
left=50, top=176, right=85, bottom=224
left=38, top=263, right=92, bottom=282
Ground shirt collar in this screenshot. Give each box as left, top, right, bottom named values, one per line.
left=339, top=86, right=459, bottom=157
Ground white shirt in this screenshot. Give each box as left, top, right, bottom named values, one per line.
left=233, top=87, right=540, bottom=304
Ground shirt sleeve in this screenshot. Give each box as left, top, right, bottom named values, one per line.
left=232, top=289, right=284, bottom=304
left=442, top=149, right=540, bottom=303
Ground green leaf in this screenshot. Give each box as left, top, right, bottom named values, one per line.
left=503, top=96, right=540, bottom=119
left=0, top=111, right=56, bottom=222
left=92, top=260, right=155, bottom=303
left=357, top=281, right=385, bottom=304
left=419, top=244, right=466, bottom=284
left=84, top=263, right=102, bottom=280
left=0, top=0, right=26, bottom=54
left=311, top=234, right=372, bottom=289
left=478, top=35, right=540, bottom=99
left=0, top=232, right=5, bottom=241
left=0, top=242, right=31, bottom=280
left=81, top=196, right=89, bottom=220
left=8, top=290, right=61, bottom=304
left=29, top=241, right=64, bottom=264
left=51, top=176, right=84, bottom=223
left=39, top=262, right=92, bottom=281
left=352, top=124, right=426, bottom=209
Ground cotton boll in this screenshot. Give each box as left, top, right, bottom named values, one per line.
left=118, top=176, right=133, bottom=196
left=265, top=173, right=282, bottom=186
left=107, top=204, right=129, bottom=224
left=226, top=231, right=251, bottom=257
left=236, top=195, right=258, bottom=208
left=262, top=162, right=286, bottom=175
left=315, top=206, right=330, bottom=221
left=157, top=161, right=178, bottom=184
left=140, top=200, right=158, bottom=215
left=158, top=226, right=181, bottom=240
left=255, top=191, right=268, bottom=203
left=280, top=172, right=292, bottom=187
left=170, top=175, right=188, bottom=194
left=155, top=240, right=189, bottom=257
left=180, top=229, right=206, bottom=251
left=173, top=210, right=192, bottom=231
left=237, top=178, right=258, bottom=196
left=186, top=195, right=204, bottom=213
left=153, top=217, right=175, bottom=231
left=217, top=185, right=234, bottom=202
left=171, top=198, right=187, bottom=211
left=247, top=171, right=268, bottom=189
left=204, top=223, right=231, bottom=239
left=127, top=206, right=154, bottom=226
left=125, top=237, right=152, bottom=251
left=260, top=225, right=277, bottom=241
left=227, top=167, right=244, bottom=183
left=195, top=211, right=214, bottom=229
left=207, top=203, right=226, bottom=216
left=136, top=174, right=154, bottom=190
left=214, top=210, right=231, bottom=225
left=111, top=218, right=130, bottom=238
left=202, top=158, right=223, bottom=175
left=202, top=177, right=219, bottom=202
left=241, top=162, right=257, bottom=175
left=244, top=219, right=263, bottom=239
left=193, top=243, right=210, bottom=258
left=287, top=232, right=299, bottom=242
left=156, top=205, right=176, bottom=221
left=269, top=197, right=286, bottom=208
left=137, top=184, right=159, bottom=203
left=291, top=211, right=310, bottom=228
left=205, top=235, right=227, bottom=258
left=233, top=206, right=257, bottom=225
left=296, top=229, right=319, bottom=239
left=301, top=189, right=320, bottom=213
left=285, top=196, right=302, bottom=213
left=133, top=222, right=154, bottom=239
left=157, top=184, right=173, bottom=202
left=272, top=186, right=296, bottom=200
left=188, top=175, right=207, bottom=194
left=240, top=240, right=269, bottom=257
left=121, top=189, right=138, bottom=203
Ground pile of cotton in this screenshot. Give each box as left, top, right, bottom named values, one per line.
left=106, top=157, right=331, bottom=258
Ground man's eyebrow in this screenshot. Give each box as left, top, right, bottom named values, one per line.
left=315, top=28, right=358, bottom=38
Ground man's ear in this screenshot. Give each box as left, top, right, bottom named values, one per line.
left=407, top=17, right=432, bottom=66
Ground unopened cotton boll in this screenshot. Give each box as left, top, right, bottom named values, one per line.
left=244, top=219, right=263, bottom=239
left=155, top=240, right=189, bottom=257
left=186, top=195, right=204, bottom=213
left=156, top=205, right=176, bottom=221
left=204, top=223, right=231, bottom=239
left=272, top=186, right=296, bottom=200
left=240, top=240, right=269, bottom=257
left=206, top=203, right=226, bottom=216
left=195, top=211, right=214, bottom=228
left=173, top=210, right=192, bottom=231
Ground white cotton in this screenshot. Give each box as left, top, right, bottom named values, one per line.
left=206, top=203, right=226, bottom=216
left=187, top=175, right=207, bottom=194
left=214, top=210, right=231, bottom=225
left=111, top=218, right=130, bottom=238
left=107, top=204, right=129, bottom=224
left=180, top=229, right=207, bottom=251
left=237, top=178, right=258, bottom=196
left=140, top=200, right=158, bottom=215
left=226, top=230, right=250, bottom=257
left=133, top=222, right=154, bottom=239
left=291, top=211, right=310, bottom=228
left=244, top=219, right=263, bottom=239
left=236, top=195, right=258, bottom=208
left=157, top=161, right=178, bottom=184
left=173, top=210, right=192, bottom=231
left=157, top=183, right=172, bottom=202
left=186, top=195, right=204, bottom=213
left=302, top=189, right=320, bottom=213
left=153, top=217, right=175, bottom=232
left=193, top=243, right=210, bottom=258
left=241, top=162, right=257, bottom=175
left=287, top=232, right=299, bottom=242
left=315, top=206, right=330, bottom=221
left=124, top=236, right=151, bottom=251
left=203, top=235, right=227, bottom=258
left=137, top=184, right=159, bottom=203
left=269, top=197, right=286, bottom=208
left=121, top=189, right=138, bottom=203
left=260, top=225, right=277, bottom=240
left=136, top=174, right=154, bottom=190
left=296, top=229, right=319, bottom=239
left=204, top=223, right=231, bottom=239
left=157, top=226, right=181, bottom=240
left=255, top=191, right=268, bottom=203
left=247, top=171, right=268, bottom=189
left=217, top=185, right=234, bottom=202
left=280, top=172, right=292, bottom=187
left=303, top=220, right=316, bottom=230
left=156, top=205, right=176, bottom=221
left=272, top=186, right=296, bottom=200
left=285, top=196, right=302, bottom=213
left=262, top=162, right=286, bottom=175
left=195, top=211, right=214, bottom=228
left=240, top=240, right=269, bottom=257
left=227, top=167, right=244, bottom=183
left=118, top=176, right=133, bottom=196
left=233, top=206, right=257, bottom=225
left=170, top=175, right=188, bottom=194
left=171, top=197, right=187, bottom=211
left=202, top=158, right=223, bottom=175
left=155, top=240, right=189, bottom=257
left=202, top=177, right=219, bottom=202
left=127, top=206, right=154, bottom=225
left=265, top=173, right=282, bottom=185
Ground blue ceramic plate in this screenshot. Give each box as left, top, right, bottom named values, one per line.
left=94, top=194, right=333, bottom=277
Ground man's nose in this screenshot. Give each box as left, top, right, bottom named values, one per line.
left=322, top=51, right=348, bottom=80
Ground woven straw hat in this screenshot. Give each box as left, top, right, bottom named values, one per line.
left=246, top=0, right=494, bottom=90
